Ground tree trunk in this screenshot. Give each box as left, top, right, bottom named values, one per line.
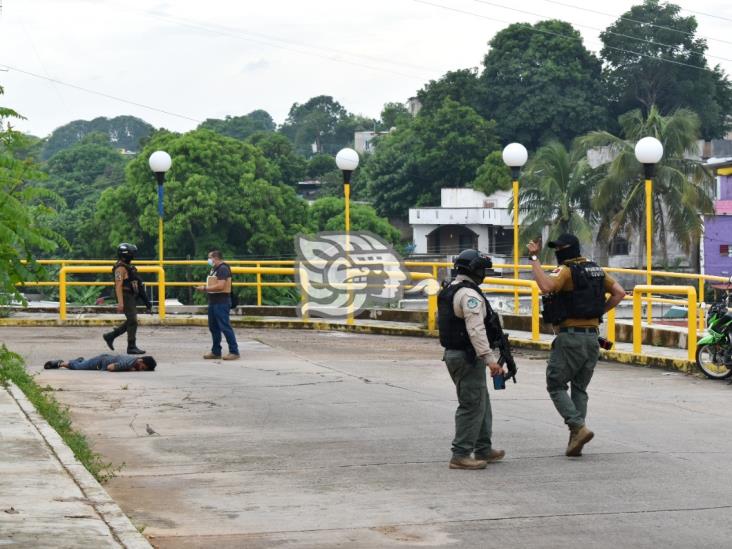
left=593, top=221, right=611, bottom=267
left=656, top=197, right=668, bottom=268
left=638, top=221, right=645, bottom=270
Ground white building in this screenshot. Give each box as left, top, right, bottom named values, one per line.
left=409, top=188, right=518, bottom=257
left=354, top=131, right=390, bottom=154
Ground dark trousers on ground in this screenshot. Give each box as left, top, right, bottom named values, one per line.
left=546, top=332, right=599, bottom=428
left=443, top=349, right=493, bottom=458
left=110, top=292, right=138, bottom=348
left=208, top=303, right=239, bottom=356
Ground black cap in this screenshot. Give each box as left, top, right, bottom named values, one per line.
left=547, top=233, right=579, bottom=249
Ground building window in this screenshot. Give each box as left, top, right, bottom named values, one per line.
left=609, top=236, right=630, bottom=256
left=721, top=244, right=730, bottom=256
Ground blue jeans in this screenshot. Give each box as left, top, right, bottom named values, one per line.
left=67, top=355, right=114, bottom=370
left=208, top=303, right=239, bottom=356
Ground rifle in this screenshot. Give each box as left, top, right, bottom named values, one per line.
left=135, top=278, right=153, bottom=313
left=486, top=313, right=518, bottom=384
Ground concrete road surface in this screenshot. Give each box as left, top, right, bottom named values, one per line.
left=5, top=326, right=732, bottom=548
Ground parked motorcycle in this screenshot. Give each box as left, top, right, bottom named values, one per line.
left=696, top=296, right=732, bottom=379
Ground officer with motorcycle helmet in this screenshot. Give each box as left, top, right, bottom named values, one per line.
left=102, top=243, right=147, bottom=354
left=437, top=249, right=506, bottom=470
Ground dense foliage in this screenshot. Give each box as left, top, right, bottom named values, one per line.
left=0, top=88, right=65, bottom=303
left=12, top=0, right=730, bottom=274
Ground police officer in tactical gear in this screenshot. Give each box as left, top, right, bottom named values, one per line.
left=103, top=243, right=147, bottom=354
left=528, top=234, right=625, bottom=457
left=438, top=249, right=507, bottom=470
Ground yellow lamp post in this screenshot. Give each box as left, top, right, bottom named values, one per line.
left=502, top=142, right=528, bottom=313
left=335, top=147, right=360, bottom=325
left=634, top=137, right=664, bottom=322
left=148, top=151, right=172, bottom=265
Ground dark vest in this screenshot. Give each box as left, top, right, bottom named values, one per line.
left=113, top=260, right=139, bottom=294
left=541, top=260, right=606, bottom=325
left=438, top=279, right=493, bottom=351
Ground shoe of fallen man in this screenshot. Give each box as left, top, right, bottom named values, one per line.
left=474, top=448, right=506, bottom=462
left=222, top=354, right=240, bottom=361
left=449, top=456, right=488, bottom=470
left=203, top=352, right=222, bottom=359
left=44, top=360, right=63, bottom=370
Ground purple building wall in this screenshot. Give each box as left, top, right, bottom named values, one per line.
left=705, top=175, right=732, bottom=277
left=704, top=216, right=732, bottom=277
left=720, top=175, right=732, bottom=200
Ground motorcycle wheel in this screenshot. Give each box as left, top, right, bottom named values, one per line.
left=696, top=343, right=732, bottom=379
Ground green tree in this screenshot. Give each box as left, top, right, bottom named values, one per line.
left=41, top=136, right=129, bottom=257
left=479, top=20, right=608, bottom=148
left=42, top=115, right=154, bottom=159
left=198, top=110, right=276, bottom=141
left=471, top=150, right=512, bottom=196
left=44, top=135, right=127, bottom=208
left=600, top=0, right=732, bottom=139
left=517, top=141, right=601, bottom=262
left=246, top=131, right=307, bottom=186
left=579, top=106, right=714, bottom=267
left=0, top=89, right=65, bottom=303
left=306, top=197, right=401, bottom=244
left=280, top=95, right=373, bottom=156
left=417, top=68, right=481, bottom=115
left=378, top=102, right=411, bottom=130
left=307, top=154, right=336, bottom=178
left=366, top=98, right=500, bottom=219
left=84, top=129, right=306, bottom=260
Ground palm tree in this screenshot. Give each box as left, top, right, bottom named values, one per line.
left=515, top=141, right=601, bottom=262
left=578, top=106, right=714, bottom=269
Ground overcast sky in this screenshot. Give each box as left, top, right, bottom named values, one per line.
left=1, top=0, right=730, bottom=137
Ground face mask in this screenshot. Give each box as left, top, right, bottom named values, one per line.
left=555, top=244, right=580, bottom=264
left=207, top=258, right=215, bottom=267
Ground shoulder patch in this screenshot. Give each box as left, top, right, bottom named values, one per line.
left=467, top=297, right=480, bottom=310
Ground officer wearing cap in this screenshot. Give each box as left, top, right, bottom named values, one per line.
left=527, top=234, right=625, bottom=457
left=103, top=243, right=146, bottom=354
left=437, top=249, right=506, bottom=470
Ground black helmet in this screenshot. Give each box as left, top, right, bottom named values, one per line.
left=454, top=249, right=492, bottom=282
left=117, top=243, right=138, bottom=262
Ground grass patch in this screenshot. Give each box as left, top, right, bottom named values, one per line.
left=0, top=344, right=119, bottom=483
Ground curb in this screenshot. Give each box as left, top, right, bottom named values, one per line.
left=508, top=337, right=695, bottom=374
left=0, top=316, right=695, bottom=373
left=7, top=382, right=151, bottom=549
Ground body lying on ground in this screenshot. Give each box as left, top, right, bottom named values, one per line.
left=44, top=353, right=157, bottom=372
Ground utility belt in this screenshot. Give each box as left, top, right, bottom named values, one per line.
left=444, top=347, right=477, bottom=362
left=557, top=327, right=598, bottom=334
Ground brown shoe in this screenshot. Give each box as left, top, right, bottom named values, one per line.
left=566, top=424, right=594, bottom=457
left=449, top=456, right=488, bottom=470
left=474, top=448, right=505, bottom=462
left=203, top=352, right=222, bottom=359
left=222, top=354, right=240, bottom=361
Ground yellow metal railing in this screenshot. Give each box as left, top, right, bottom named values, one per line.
left=17, top=258, right=727, bottom=361
left=58, top=265, right=166, bottom=320
left=632, top=285, right=697, bottom=361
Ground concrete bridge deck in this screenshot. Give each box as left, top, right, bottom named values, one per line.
left=1, top=325, right=731, bottom=548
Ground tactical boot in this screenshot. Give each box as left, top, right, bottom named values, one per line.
left=474, top=448, right=506, bottom=462
left=449, top=456, right=488, bottom=470
left=566, top=424, right=594, bottom=457
left=127, top=345, right=146, bottom=355
left=103, top=332, right=116, bottom=351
